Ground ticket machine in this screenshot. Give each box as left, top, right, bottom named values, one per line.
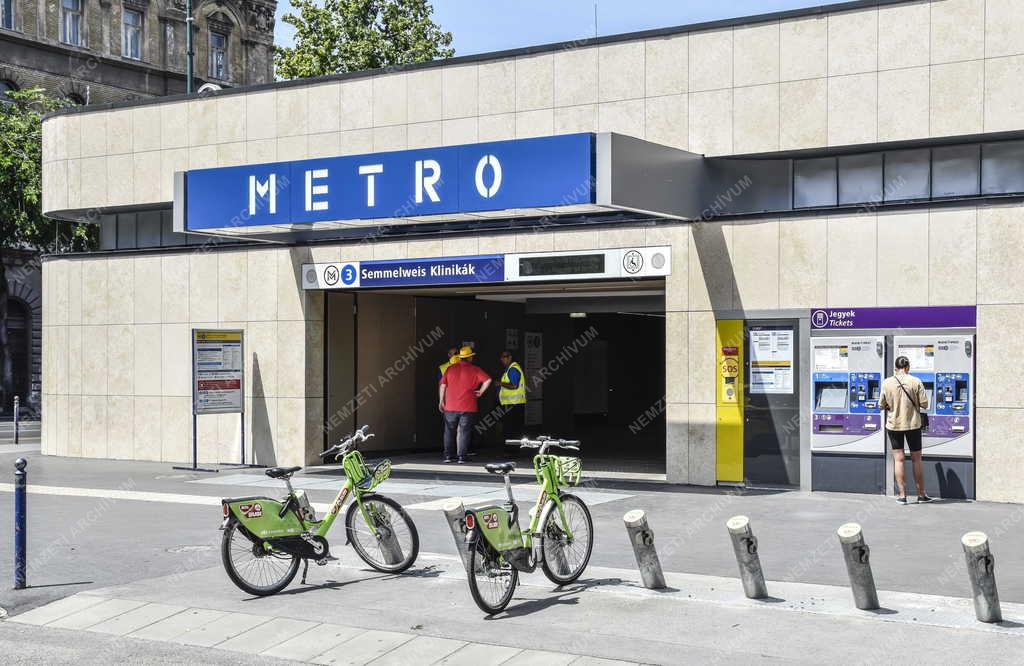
left=892, top=335, right=974, bottom=458
left=810, top=336, right=885, bottom=492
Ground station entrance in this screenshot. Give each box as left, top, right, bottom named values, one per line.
left=323, top=280, right=666, bottom=476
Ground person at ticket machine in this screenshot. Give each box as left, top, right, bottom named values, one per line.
left=879, top=356, right=934, bottom=505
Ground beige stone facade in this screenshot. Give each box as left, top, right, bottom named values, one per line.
left=38, top=0, right=1024, bottom=502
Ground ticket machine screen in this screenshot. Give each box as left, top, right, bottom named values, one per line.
left=816, top=385, right=848, bottom=410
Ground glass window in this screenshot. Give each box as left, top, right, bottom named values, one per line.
left=0, top=80, right=16, bottom=105
left=61, top=0, right=82, bottom=45
left=123, top=9, right=142, bottom=59
left=209, top=31, right=227, bottom=79
left=2, top=0, right=14, bottom=30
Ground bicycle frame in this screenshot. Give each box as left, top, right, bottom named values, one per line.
left=305, top=450, right=386, bottom=540
left=520, top=453, right=575, bottom=548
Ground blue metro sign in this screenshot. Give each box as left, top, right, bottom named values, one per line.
left=184, top=133, right=596, bottom=230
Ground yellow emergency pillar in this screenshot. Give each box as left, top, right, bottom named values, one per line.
left=716, top=320, right=744, bottom=483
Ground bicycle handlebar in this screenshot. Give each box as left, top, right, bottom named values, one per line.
left=504, top=435, right=581, bottom=453
left=320, top=425, right=375, bottom=459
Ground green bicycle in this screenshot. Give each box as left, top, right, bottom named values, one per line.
left=220, top=425, right=419, bottom=596
left=462, top=436, right=594, bottom=614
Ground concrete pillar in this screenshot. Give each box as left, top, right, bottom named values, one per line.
left=836, top=523, right=879, bottom=610
left=962, top=531, right=1002, bottom=623
left=726, top=515, right=768, bottom=599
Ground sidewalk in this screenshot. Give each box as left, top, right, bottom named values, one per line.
left=6, top=551, right=1023, bottom=665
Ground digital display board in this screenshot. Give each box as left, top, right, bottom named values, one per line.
left=518, top=254, right=605, bottom=277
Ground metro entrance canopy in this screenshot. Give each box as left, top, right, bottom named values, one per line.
left=173, top=133, right=703, bottom=238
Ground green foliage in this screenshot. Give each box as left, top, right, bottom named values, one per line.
left=0, top=88, right=92, bottom=253
left=275, top=0, right=455, bottom=80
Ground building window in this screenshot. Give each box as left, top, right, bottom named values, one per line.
left=2, top=0, right=14, bottom=30
left=209, top=31, right=227, bottom=80
left=60, top=0, right=83, bottom=45
left=122, top=9, right=142, bottom=60
left=0, top=80, right=17, bottom=104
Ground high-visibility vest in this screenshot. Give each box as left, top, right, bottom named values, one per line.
left=499, top=362, right=527, bottom=405
left=439, top=357, right=459, bottom=378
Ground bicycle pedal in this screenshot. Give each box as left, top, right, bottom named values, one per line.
left=316, top=555, right=339, bottom=565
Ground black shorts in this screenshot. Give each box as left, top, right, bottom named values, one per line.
left=888, top=428, right=922, bottom=452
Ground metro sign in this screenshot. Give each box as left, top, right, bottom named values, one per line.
left=184, top=133, right=595, bottom=231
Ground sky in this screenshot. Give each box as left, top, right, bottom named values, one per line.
left=273, top=0, right=851, bottom=55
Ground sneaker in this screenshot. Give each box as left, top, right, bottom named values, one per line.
left=917, top=495, right=936, bottom=503
left=443, top=457, right=454, bottom=464
left=457, top=458, right=466, bottom=464
left=896, top=496, right=908, bottom=505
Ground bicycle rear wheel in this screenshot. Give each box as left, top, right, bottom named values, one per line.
left=467, top=539, right=518, bottom=614
left=540, top=494, right=594, bottom=585
left=221, top=520, right=300, bottom=596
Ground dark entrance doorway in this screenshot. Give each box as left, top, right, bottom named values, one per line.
left=743, top=320, right=800, bottom=486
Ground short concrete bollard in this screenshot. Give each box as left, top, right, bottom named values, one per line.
left=442, top=498, right=472, bottom=573
left=836, top=523, right=879, bottom=610
left=962, top=531, right=1002, bottom=623
left=726, top=515, right=768, bottom=599
left=623, top=510, right=666, bottom=589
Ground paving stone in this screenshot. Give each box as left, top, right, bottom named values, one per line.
left=87, top=602, right=187, bottom=636
left=6, top=594, right=108, bottom=626
left=170, top=610, right=272, bottom=647
left=438, top=643, right=523, bottom=665
left=48, top=598, right=147, bottom=630
left=217, top=616, right=320, bottom=654
left=261, top=623, right=363, bottom=662
left=129, top=607, right=229, bottom=641
left=367, top=635, right=466, bottom=665
left=310, top=629, right=414, bottom=665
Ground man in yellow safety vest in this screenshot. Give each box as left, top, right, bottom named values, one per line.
left=498, top=350, right=527, bottom=440
left=438, top=346, right=460, bottom=382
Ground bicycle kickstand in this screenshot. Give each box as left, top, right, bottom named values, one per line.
left=301, top=559, right=310, bottom=585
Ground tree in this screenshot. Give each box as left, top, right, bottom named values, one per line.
left=0, top=88, right=93, bottom=413
left=275, top=0, right=455, bottom=80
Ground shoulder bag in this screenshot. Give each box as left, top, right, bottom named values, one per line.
left=893, top=374, right=929, bottom=429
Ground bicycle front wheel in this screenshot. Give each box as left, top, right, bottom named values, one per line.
left=540, top=493, right=594, bottom=585
left=467, top=538, right=518, bottom=614
left=345, top=494, right=419, bottom=573
left=221, top=520, right=300, bottom=596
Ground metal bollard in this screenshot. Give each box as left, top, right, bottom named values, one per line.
left=962, top=531, right=1002, bottom=623
left=13, top=396, right=19, bottom=445
left=14, top=458, right=27, bottom=589
left=837, top=523, right=879, bottom=610
left=442, top=498, right=472, bottom=573
left=726, top=515, right=768, bottom=599
left=623, top=510, right=666, bottom=589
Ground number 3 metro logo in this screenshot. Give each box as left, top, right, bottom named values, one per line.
left=340, top=264, right=358, bottom=285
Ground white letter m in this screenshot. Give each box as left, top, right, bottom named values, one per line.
left=249, top=174, right=277, bottom=215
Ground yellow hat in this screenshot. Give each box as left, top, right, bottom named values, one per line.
left=458, top=345, right=475, bottom=358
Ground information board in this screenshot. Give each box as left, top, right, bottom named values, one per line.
left=524, top=331, right=543, bottom=426
left=193, top=330, right=244, bottom=415
left=749, top=327, right=794, bottom=394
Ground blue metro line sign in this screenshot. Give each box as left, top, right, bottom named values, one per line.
left=184, top=133, right=596, bottom=231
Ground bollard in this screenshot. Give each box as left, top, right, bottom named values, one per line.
left=442, top=498, right=472, bottom=573
left=378, top=520, right=405, bottom=566
left=623, top=510, right=666, bottom=589
left=837, top=523, right=879, bottom=610
left=726, top=515, right=768, bottom=599
left=962, top=531, right=1002, bottom=623
left=13, top=396, right=19, bottom=445
left=14, top=458, right=27, bottom=589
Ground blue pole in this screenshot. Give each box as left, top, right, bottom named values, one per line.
left=14, top=458, right=26, bottom=589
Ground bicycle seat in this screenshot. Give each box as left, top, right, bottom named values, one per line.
left=484, top=462, right=517, bottom=475
left=265, top=466, right=302, bottom=479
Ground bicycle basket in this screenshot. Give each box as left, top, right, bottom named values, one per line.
left=370, top=459, right=392, bottom=488
left=342, top=450, right=369, bottom=485
left=555, top=456, right=583, bottom=486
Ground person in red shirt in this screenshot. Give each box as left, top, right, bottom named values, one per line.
left=439, top=346, right=492, bottom=463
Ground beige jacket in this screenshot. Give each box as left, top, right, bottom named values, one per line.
left=879, top=372, right=930, bottom=431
